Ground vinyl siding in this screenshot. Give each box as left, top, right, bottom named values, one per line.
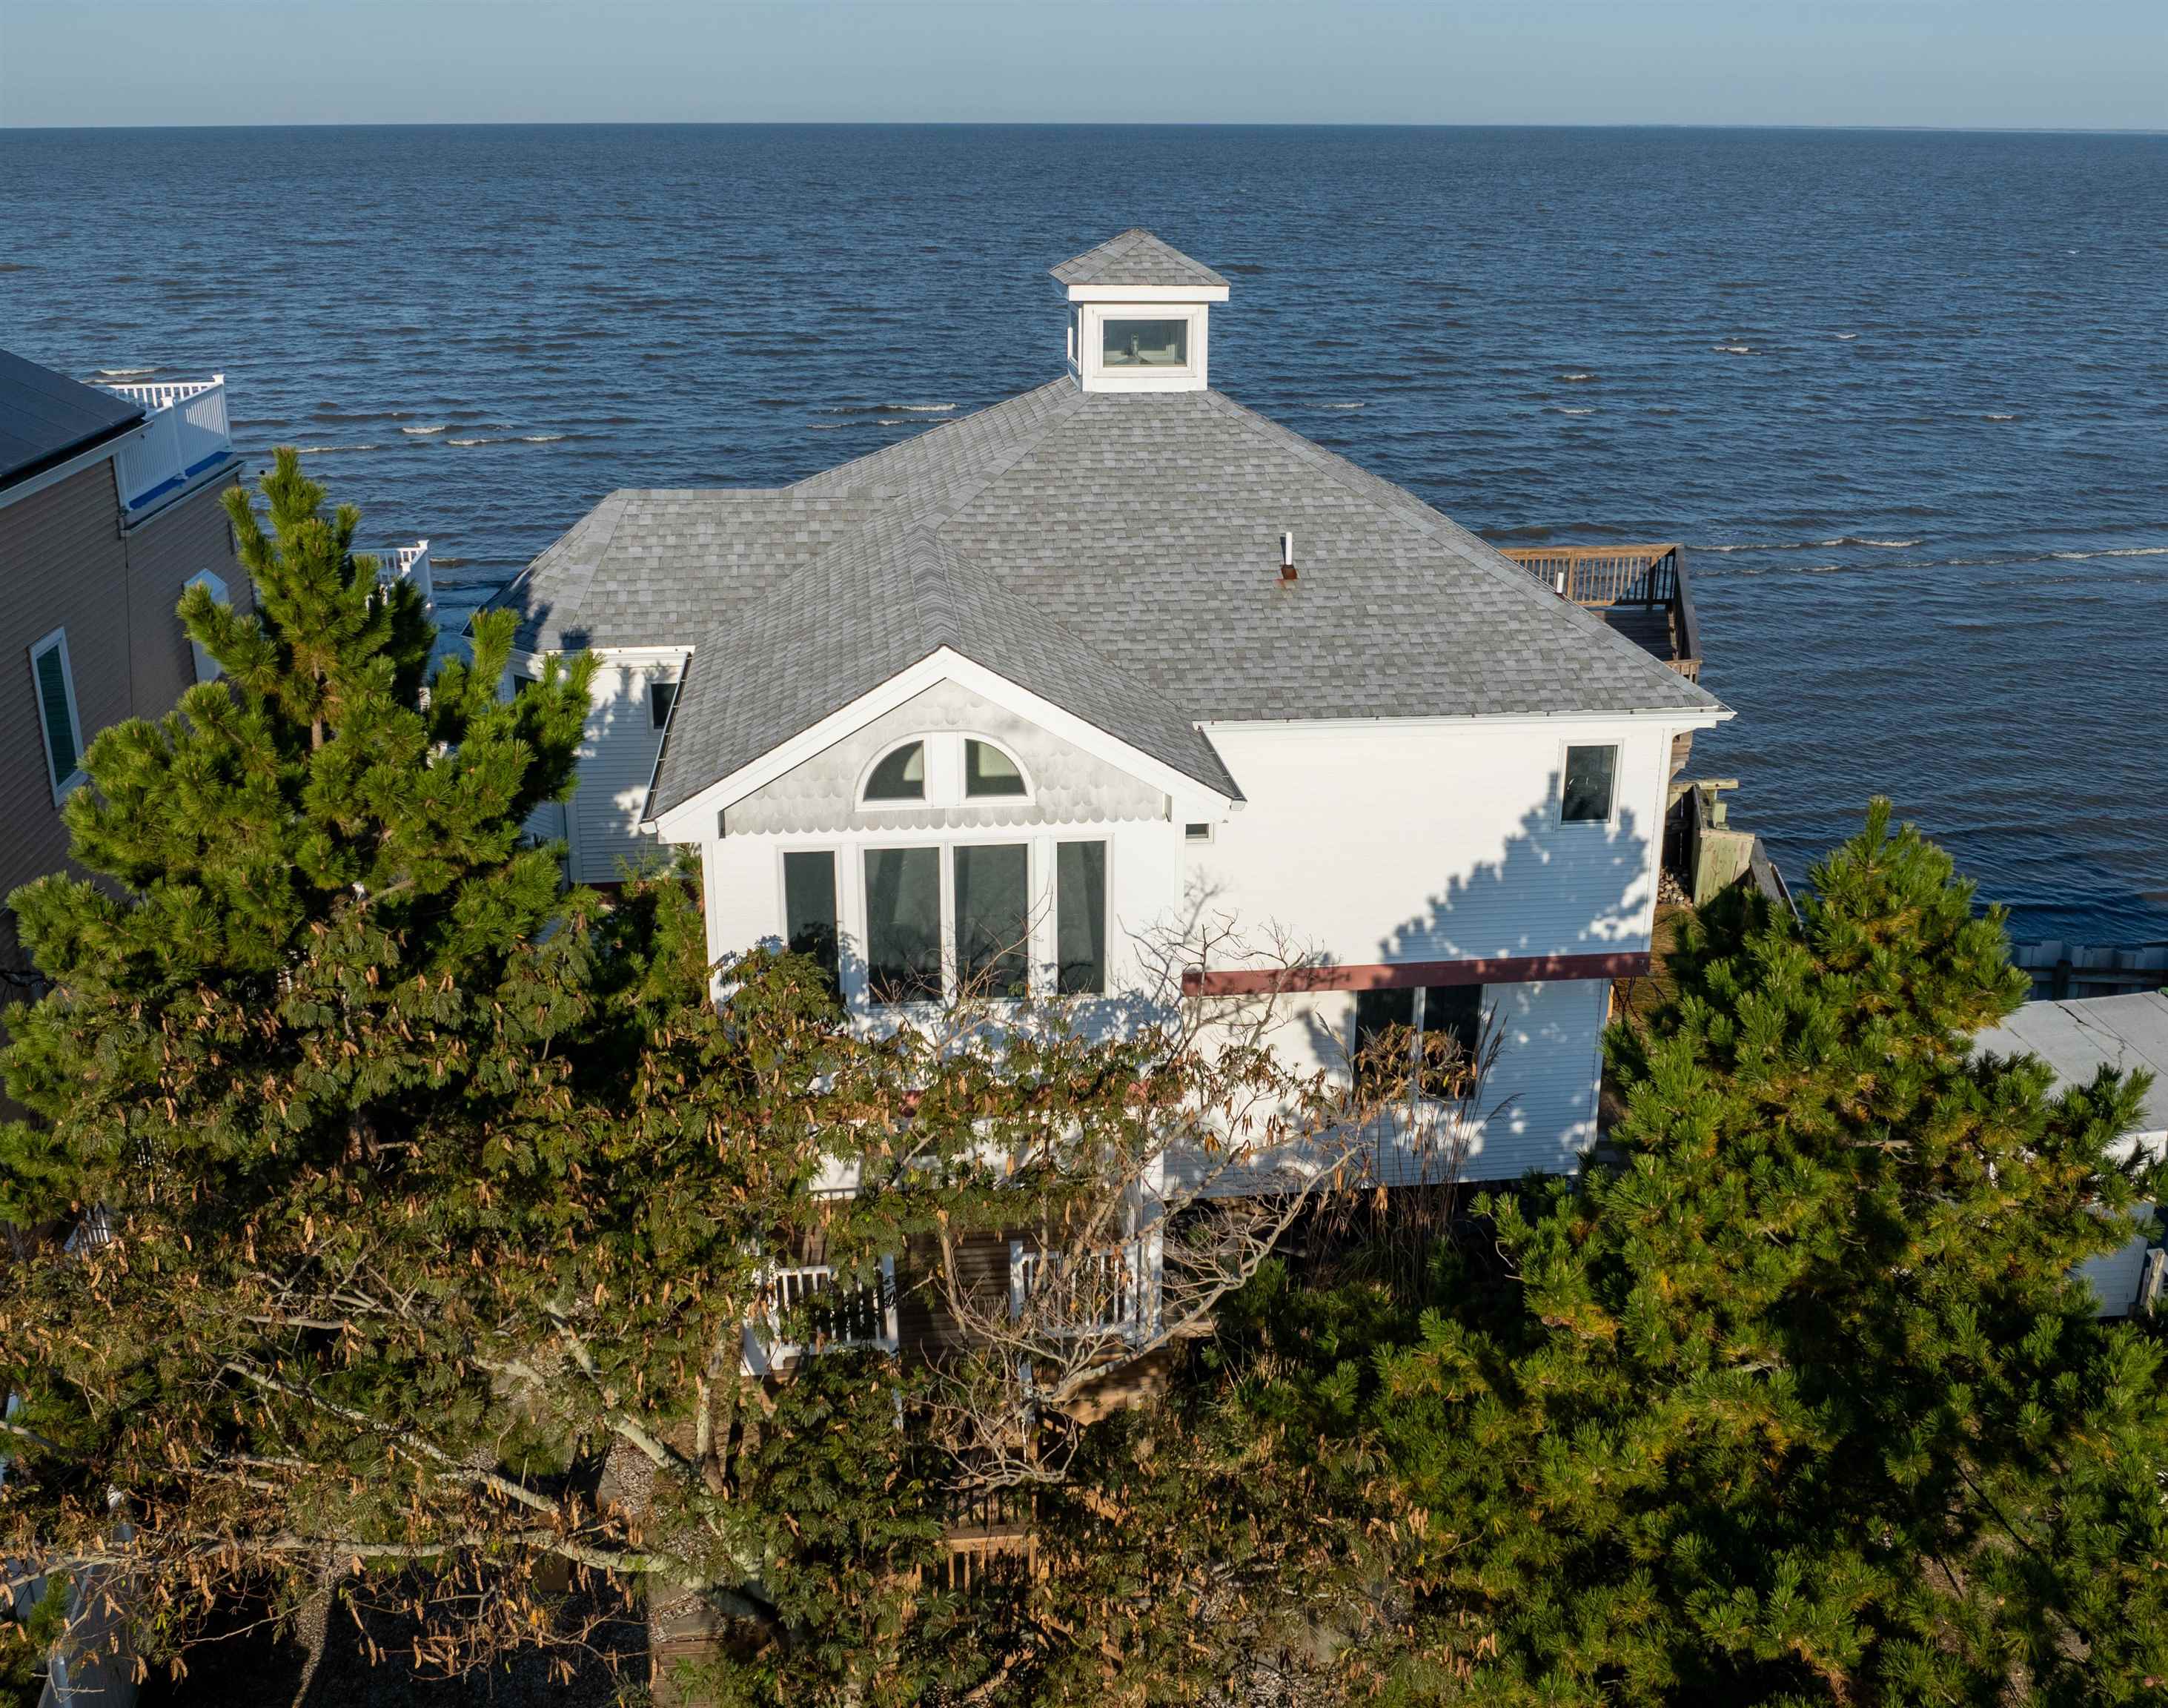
left=568, top=649, right=686, bottom=884
left=122, top=477, right=245, bottom=717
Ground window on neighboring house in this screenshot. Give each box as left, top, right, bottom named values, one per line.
left=954, top=843, right=1030, bottom=998
left=184, top=569, right=228, bottom=684
left=649, top=680, right=677, bottom=729
left=1561, top=744, right=1618, bottom=824
left=863, top=846, right=941, bottom=1002
left=1184, top=821, right=1213, bottom=842
left=29, top=629, right=85, bottom=804
left=1056, top=840, right=1107, bottom=996
left=782, top=849, right=841, bottom=997
left=1101, top=317, right=1189, bottom=369
left=863, top=741, right=926, bottom=803
left=964, top=738, right=1027, bottom=798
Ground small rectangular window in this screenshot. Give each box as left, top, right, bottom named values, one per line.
left=955, top=843, right=1030, bottom=999
left=782, top=850, right=840, bottom=997
left=649, top=681, right=677, bottom=729
left=864, top=847, right=942, bottom=1004
left=1184, top=822, right=1213, bottom=842
left=1418, top=984, right=1483, bottom=1098
left=1353, top=986, right=1416, bottom=1098
left=30, top=629, right=84, bottom=803
left=1101, top=317, right=1189, bottom=369
left=1561, top=744, right=1617, bottom=824
left=1055, top=841, right=1107, bottom=996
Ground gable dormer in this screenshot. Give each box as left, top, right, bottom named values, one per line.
left=1052, top=229, right=1230, bottom=394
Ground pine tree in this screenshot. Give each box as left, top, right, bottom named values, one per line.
left=1237, top=802, right=2168, bottom=1704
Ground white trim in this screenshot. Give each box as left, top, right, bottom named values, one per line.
left=859, top=735, right=932, bottom=807
left=1200, top=706, right=1728, bottom=735
left=1062, top=282, right=1230, bottom=304
left=27, top=626, right=87, bottom=806
left=1077, top=302, right=1210, bottom=393
left=645, top=646, right=1236, bottom=841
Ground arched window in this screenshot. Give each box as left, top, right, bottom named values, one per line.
left=863, top=741, right=926, bottom=802
left=964, top=738, right=1028, bottom=798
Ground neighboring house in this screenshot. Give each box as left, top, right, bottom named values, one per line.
left=0, top=353, right=249, bottom=989
left=1973, top=990, right=2168, bottom=1317
left=497, top=229, right=1730, bottom=1186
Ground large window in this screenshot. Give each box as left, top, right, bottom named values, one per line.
left=1056, top=841, right=1107, bottom=996
left=184, top=569, right=227, bottom=684
left=863, top=741, right=926, bottom=803
left=954, top=843, right=1030, bottom=997
left=783, top=850, right=841, bottom=996
left=29, top=629, right=84, bottom=804
left=1561, top=744, right=1618, bottom=824
left=864, top=847, right=941, bottom=1002
left=649, top=680, right=677, bottom=729
left=1101, top=318, right=1189, bottom=369
left=1354, top=984, right=1487, bottom=1099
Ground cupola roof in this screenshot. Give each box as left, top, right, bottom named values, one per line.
left=1050, top=228, right=1229, bottom=291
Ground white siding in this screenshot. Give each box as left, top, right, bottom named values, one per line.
left=567, top=649, right=686, bottom=884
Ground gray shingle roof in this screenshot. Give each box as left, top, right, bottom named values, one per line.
left=1050, top=229, right=1230, bottom=291
left=0, top=348, right=143, bottom=490
left=500, top=374, right=1723, bottom=823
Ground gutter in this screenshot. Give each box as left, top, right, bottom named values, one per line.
left=0, top=417, right=145, bottom=514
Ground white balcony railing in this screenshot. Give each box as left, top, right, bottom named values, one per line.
left=1008, top=1240, right=1146, bottom=1338
left=376, top=539, right=434, bottom=613
left=102, top=375, right=233, bottom=514
left=743, top=1257, right=900, bottom=1375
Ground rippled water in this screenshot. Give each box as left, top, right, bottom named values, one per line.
left=3, top=125, right=2162, bottom=941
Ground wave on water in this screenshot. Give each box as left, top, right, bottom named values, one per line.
left=1701, top=535, right=1923, bottom=553
left=520, top=433, right=568, bottom=443
left=294, top=443, right=380, bottom=454
left=1713, top=344, right=1754, bottom=354
left=94, top=366, right=156, bottom=378
left=1319, top=401, right=1367, bottom=411
left=444, top=437, right=494, bottom=447
left=821, top=402, right=956, bottom=415
left=2049, top=546, right=2168, bottom=560
left=1557, top=406, right=1594, bottom=415
left=401, top=424, right=448, bottom=436
left=1986, top=413, right=2016, bottom=422
left=1558, top=371, right=1597, bottom=383
left=1833, top=333, right=1859, bottom=341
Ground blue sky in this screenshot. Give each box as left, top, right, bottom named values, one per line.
left=2, top=1, right=2162, bottom=130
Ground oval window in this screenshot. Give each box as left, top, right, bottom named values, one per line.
left=863, top=741, right=926, bottom=802
left=964, top=740, right=1027, bottom=798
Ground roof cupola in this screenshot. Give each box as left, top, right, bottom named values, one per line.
left=1051, top=229, right=1229, bottom=394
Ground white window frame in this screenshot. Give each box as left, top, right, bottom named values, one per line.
left=1556, top=738, right=1622, bottom=829
left=648, top=676, right=678, bottom=731
left=1077, top=302, right=1210, bottom=393
left=29, top=627, right=87, bottom=805
left=857, top=833, right=1045, bottom=1010
left=184, top=568, right=228, bottom=684
left=858, top=732, right=1034, bottom=810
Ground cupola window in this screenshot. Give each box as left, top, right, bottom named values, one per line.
left=1101, top=318, right=1189, bottom=369
left=863, top=741, right=926, bottom=802
left=964, top=738, right=1028, bottom=798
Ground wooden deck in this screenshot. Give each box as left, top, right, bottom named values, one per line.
left=1499, top=543, right=1702, bottom=683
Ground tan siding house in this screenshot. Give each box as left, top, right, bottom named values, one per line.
left=0, top=351, right=247, bottom=992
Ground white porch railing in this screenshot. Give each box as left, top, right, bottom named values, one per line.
left=1008, top=1239, right=1146, bottom=1337
left=102, top=375, right=232, bottom=513
left=743, top=1257, right=900, bottom=1375
left=376, top=539, right=434, bottom=613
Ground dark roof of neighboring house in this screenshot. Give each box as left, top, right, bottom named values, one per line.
left=1974, top=992, right=2168, bottom=1137
left=0, top=348, right=142, bottom=491
left=1049, top=228, right=1230, bottom=291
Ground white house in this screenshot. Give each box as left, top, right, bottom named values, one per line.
left=495, top=229, right=1729, bottom=1185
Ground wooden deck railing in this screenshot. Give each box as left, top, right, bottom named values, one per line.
left=1500, top=542, right=1702, bottom=683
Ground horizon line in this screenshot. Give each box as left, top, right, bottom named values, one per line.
left=4, top=119, right=2165, bottom=139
